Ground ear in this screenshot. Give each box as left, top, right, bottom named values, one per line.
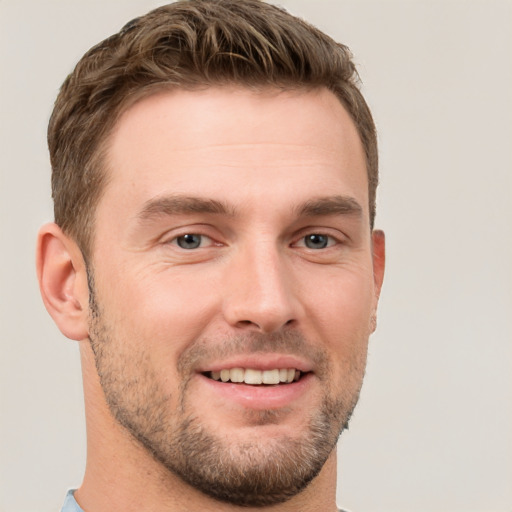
left=36, top=223, right=90, bottom=341
left=370, top=229, right=386, bottom=332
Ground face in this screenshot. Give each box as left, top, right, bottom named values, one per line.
left=87, top=87, right=383, bottom=506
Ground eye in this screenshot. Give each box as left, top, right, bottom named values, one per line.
left=174, top=234, right=210, bottom=250
left=302, top=234, right=335, bottom=249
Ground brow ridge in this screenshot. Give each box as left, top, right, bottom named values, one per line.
left=297, top=195, right=363, bottom=217
left=137, top=194, right=362, bottom=224
left=138, top=195, right=236, bottom=221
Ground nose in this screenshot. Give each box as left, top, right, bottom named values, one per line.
left=222, top=242, right=301, bottom=333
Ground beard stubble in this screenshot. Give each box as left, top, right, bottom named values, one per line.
left=87, top=281, right=365, bottom=507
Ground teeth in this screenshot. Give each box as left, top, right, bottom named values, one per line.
left=245, top=368, right=263, bottom=385
left=262, top=369, right=280, bottom=385
left=209, top=368, right=301, bottom=385
left=230, top=368, right=244, bottom=383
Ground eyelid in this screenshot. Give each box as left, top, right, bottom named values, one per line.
left=293, top=235, right=337, bottom=249
left=172, top=233, right=212, bottom=248
left=291, top=228, right=347, bottom=248
left=159, top=224, right=223, bottom=247
left=167, top=232, right=224, bottom=249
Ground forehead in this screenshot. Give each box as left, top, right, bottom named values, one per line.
left=100, top=86, right=368, bottom=221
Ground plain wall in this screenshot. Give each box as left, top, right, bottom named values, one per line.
left=1, top=1, right=511, bottom=511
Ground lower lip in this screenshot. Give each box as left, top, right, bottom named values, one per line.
left=197, top=373, right=314, bottom=410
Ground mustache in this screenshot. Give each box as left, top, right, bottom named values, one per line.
left=177, top=330, right=329, bottom=376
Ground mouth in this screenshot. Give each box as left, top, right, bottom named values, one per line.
left=197, top=360, right=315, bottom=411
left=203, top=368, right=306, bottom=385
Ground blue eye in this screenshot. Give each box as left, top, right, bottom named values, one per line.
left=304, top=234, right=330, bottom=249
left=176, top=234, right=203, bottom=249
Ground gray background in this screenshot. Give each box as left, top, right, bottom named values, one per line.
left=1, top=1, right=511, bottom=511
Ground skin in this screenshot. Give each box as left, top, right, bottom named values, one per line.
left=37, top=86, right=385, bottom=512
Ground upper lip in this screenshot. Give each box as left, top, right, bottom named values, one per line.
left=197, top=354, right=313, bottom=374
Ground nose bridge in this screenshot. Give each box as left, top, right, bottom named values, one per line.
left=223, top=238, right=299, bottom=333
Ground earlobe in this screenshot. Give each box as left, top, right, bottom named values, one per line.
left=36, top=223, right=90, bottom=341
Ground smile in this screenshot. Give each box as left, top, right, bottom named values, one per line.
left=207, top=368, right=302, bottom=385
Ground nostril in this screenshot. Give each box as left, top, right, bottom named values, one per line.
left=236, top=320, right=258, bottom=329
left=235, top=318, right=296, bottom=332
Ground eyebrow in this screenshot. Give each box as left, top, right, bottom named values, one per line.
left=296, top=195, right=363, bottom=218
left=137, top=194, right=363, bottom=223
left=137, top=195, right=236, bottom=222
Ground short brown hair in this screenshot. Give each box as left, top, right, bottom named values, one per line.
left=48, top=0, right=378, bottom=260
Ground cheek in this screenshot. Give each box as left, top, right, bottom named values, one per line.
left=302, top=266, right=375, bottom=373
left=97, top=267, right=220, bottom=359
left=305, top=265, right=376, bottom=332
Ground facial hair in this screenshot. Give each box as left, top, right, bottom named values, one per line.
left=87, top=279, right=366, bottom=507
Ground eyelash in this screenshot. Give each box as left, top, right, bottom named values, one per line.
left=167, top=232, right=341, bottom=251
left=293, top=233, right=339, bottom=250
left=169, top=233, right=216, bottom=250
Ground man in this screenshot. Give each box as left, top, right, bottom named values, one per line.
left=36, top=1, right=385, bottom=510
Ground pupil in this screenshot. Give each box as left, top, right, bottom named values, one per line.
left=177, top=234, right=201, bottom=249
left=305, top=234, right=328, bottom=249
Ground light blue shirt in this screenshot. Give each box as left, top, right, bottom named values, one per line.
left=61, top=490, right=84, bottom=512
left=60, top=488, right=350, bottom=511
